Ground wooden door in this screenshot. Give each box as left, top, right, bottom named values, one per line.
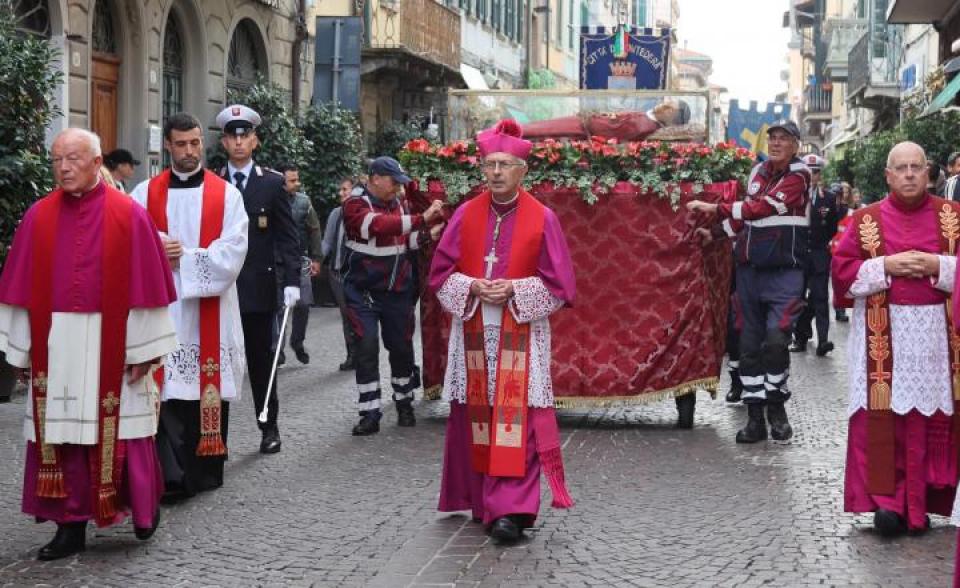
left=90, top=54, right=120, bottom=154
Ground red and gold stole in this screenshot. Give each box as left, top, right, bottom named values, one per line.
left=854, top=196, right=960, bottom=494
left=459, top=190, right=544, bottom=477
left=30, top=186, right=132, bottom=526
left=148, top=170, right=227, bottom=456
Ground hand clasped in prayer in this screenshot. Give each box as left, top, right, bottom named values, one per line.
left=470, top=278, right=514, bottom=305
left=883, top=250, right=939, bottom=280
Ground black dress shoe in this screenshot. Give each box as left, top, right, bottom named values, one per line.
left=135, top=510, right=160, bottom=541
left=260, top=429, right=282, bottom=454
left=490, top=516, right=521, bottom=544
left=37, top=522, right=86, bottom=561
left=788, top=340, right=807, bottom=353
left=815, top=341, right=835, bottom=357
left=352, top=415, right=380, bottom=436
left=275, top=350, right=286, bottom=366
left=397, top=405, right=416, bottom=427
left=292, top=346, right=310, bottom=364
left=874, top=509, right=907, bottom=537
left=339, top=356, right=356, bottom=371
left=675, top=393, right=695, bottom=429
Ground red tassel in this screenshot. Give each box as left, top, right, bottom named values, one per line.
left=540, top=447, right=574, bottom=509
left=37, top=467, right=68, bottom=499
left=96, top=487, right=118, bottom=522
left=196, top=433, right=227, bottom=457
left=496, top=119, right=523, bottom=138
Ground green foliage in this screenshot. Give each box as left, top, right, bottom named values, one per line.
left=371, top=120, right=423, bottom=159
left=207, top=79, right=307, bottom=172
left=527, top=69, right=557, bottom=90
left=300, top=103, right=366, bottom=217
left=901, top=110, right=960, bottom=169
left=846, top=128, right=903, bottom=204
left=839, top=110, right=960, bottom=204
left=822, top=153, right=854, bottom=186
left=0, top=2, right=62, bottom=262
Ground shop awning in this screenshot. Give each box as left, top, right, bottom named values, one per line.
left=886, top=0, right=955, bottom=24
left=822, top=130, right=857, bottom=151
left=922, top=73, right=960, bottom=116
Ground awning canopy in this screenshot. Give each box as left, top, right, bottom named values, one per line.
left=886, top=0, right=955, bottom=23
left=922, top=73, right=960, bottom=116
left=822, top=130, right=857, bottom=151
left=459, top=63, right=489, bottom=91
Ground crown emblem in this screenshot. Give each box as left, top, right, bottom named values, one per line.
left=609, top=61, right=637, bottom=77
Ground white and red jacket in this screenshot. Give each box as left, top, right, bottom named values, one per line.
left=342, top=187, right=428, bottom=293
left=715, top=157, right=812, bottom=269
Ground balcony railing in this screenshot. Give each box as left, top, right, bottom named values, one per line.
left=847, top=22, right=902, bottom=102
left=364, top=0, right=461, bottom=72
left=822, top=18, right=867, bottom=82
left=802, top=82, right=832, bottom=116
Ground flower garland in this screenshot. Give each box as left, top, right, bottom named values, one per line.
left=399, top=136, right=755, bottom=207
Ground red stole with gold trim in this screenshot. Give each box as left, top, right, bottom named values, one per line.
left=460, top=190, right=544, bottom=477
left=148, top=170, right=227, bottom=456
left=852, top=195, right=960, bottom=494
left=30, top=186, right=131, bottom=526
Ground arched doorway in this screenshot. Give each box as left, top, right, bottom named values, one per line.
left=90, top=0, right=120, bottom=153
left=226, top=19, right=267, bottom=96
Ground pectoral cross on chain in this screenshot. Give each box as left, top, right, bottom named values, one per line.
left=484, top=215, right=505, bottom=279
left=52, top=386, right=78, bottom=412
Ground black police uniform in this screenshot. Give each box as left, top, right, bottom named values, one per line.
left=220, top=163, right=300, bottom=448
left=792, top=183, right=839, bottom=354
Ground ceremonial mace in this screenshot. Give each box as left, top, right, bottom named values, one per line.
left=258, top=305, right=290, bottom=423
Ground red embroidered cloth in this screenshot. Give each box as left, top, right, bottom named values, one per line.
left=412, top=180, right=738, bottom=406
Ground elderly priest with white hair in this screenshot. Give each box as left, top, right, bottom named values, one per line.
left=0, top=128, right=177, bottom=560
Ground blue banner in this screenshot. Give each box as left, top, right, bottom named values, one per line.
left=726, top=100, right=792, bottom=159
left=579, top=26, right=670, bottom=90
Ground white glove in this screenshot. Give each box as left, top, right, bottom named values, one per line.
left=283, top=286, right=301, bottom=308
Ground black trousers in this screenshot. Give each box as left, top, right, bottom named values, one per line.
left=343, top=282, right=417, bottom=417
left=242, top=311, right=279, bottom=431
left=329, top=269, right=356, bottom=357
left=794, top=249, right=831, bottom=345
left=156, top=399, right=229, bottom=496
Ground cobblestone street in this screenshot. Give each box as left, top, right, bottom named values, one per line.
left=0, top=307, right=953, bottom=587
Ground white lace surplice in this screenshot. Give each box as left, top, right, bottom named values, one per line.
left=130, top=180, right=249, bottom=401
left=846, top=255, right=956, bottom=417
left=437, top=272, right=565, bottom=407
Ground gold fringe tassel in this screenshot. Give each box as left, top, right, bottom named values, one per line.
left=36, top=466, right=67, bottom=498
left=421, top=377, right=719, bottom=408
left=196, top=432, right=227, bottom=457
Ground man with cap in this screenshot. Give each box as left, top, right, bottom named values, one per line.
left=216, top=104, right=301, bottom=454
left=103, top=148, right=140, bottom=192
left=430, top=119, right=576, bottom=544
left=790, top=153, right=839, bottom=357
left=688, top=119, right=811, bottom=443
left=342, top=156, right=444, bottom=435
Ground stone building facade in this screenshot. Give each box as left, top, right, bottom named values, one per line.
left=15, top=0, right=312, bottom=183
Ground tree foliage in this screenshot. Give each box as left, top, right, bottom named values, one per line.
left=371, top=120, right=423, bottom=159
left=838, top=110, right=960, bottom=204
left=0, top=1, right=63, bottom=263
left=207, top=79, right=306, bottom=172
left=300, top=103, right=366, bottom=218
